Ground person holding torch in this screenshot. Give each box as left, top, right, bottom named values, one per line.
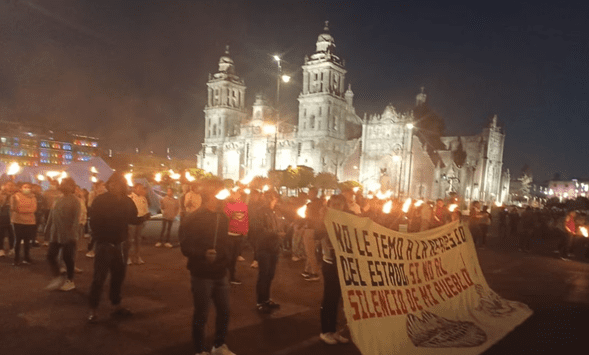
left=180, top=180, right=235, bottom=355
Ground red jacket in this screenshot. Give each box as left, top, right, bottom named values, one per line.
left=224, top=200, right=249, bottom=236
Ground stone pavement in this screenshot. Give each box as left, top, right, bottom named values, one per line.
left=0, top=220, right=588, bottom=355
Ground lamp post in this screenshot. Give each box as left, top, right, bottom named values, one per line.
left=272, top=55, right=291, bottom=171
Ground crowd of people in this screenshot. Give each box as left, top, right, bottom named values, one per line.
left=1, top=174, right=588, bottom=355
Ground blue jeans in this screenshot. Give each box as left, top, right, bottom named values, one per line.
left=191, top=275, right=230, bottom=353
left=256, top=250, right=278, bottom=304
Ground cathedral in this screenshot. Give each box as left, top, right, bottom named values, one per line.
left=199, top=22, right=510, bottom=204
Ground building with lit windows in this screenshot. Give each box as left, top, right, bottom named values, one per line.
left=199, top=22, right=509, bottom=204
left=0, top=121, right=98, bottom=167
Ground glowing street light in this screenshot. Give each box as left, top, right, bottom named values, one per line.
left=407, top=123, right=414, bottom=130
left=281, top=74, right=291, bottom=83
left=263, top=124, right=277, bottom=135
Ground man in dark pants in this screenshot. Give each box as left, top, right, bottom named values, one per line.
left=180, top=180, right=235, bottom=355
left=254, top=191, right=284, bottom=314
left=87, top=173, right=137, bottom=323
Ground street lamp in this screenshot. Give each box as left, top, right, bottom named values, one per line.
left=271, top=54, right=291, bottom=171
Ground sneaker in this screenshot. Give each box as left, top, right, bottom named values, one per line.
left=257, top=303, right=273, bottom=314
left=59, top=280, right=76, bottom=291
left=0, top=250, right=5, bottom=257
left=332, top=332, right=349, bottom=343
left=164, top=243, right=173, bottom=248
left=230, top=279, right=242, bottom=285
left=127, top=258, right=133, bottom=265
left=304, top=273, right=320, bottom=281
left=560, top=257, right=571, bottom=261
left=22, top=259, right=32, bottom=265
left=211, top=344, right=235, bottom=355
left=250, top=260, right=258, bottom=268
left=86, top=250, right=95, bottom=258
left=301, top=271, right=310, bottom=278
left=74, top=267, right=83, bottom=273
left=45, top=277, right=65, bottom=291
left=237, top=255, right=245, bottom=262
left=155, top=242, right=162, bottom=248
left=136, top=257, right=145, bottom=265
left=319, top=332, right=338, bottom=345
left=291, top=256, right=300, bottom=261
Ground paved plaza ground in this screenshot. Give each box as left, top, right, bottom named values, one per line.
left=1, top=221, right=588, bottom=355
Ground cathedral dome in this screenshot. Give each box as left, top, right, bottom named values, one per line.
left=316, top=21, right=335, bottom=53
left=218, top=46, right=235, bottom=74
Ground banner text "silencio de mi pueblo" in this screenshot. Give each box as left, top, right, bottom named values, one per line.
left=331, top=222, right=475, bottom=320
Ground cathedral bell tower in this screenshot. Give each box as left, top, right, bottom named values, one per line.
left=297, top=22, right=356, bottom=176
left=201, top=46, right=247, bottom=176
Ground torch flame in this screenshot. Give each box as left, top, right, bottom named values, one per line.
left=232, top=186, right=239, bottom=192
left=448, top=204, right=458, bottom=212
left=495, top=201, right=502, bottom=207
left=414, top=200, right=424, bottom=207
left=352, top=186, right=360, bottom=193
left=91, top=176, right=98, bottom=183
left=382, top=200, right=393, bottom=214
left=185, top=171, right=195, bottom=182
left=262, top=185, right=270, bottom=192
left=215, top=189, right=231, bottom=200
left=124, top=173, right=133, bottom=187
left=402, top=198, right=412, bottom=213
left=376, top=190, right=392, bottom=200
left=7, top=162, right=20, bottom=176
left=580, top=226, right=588, bottom=238
left=244, top=188, right=251, bottom=195
left=57, top=171, right=68, bottom=184
left=154, top=173, right=162, bottom=182
left=90, top=166, right=98, bottom=173
left=240, top=175, right=254, bottom=185
left=46, top=171, right=60, bottom=178
left=297, top=205, right=307, bottom=218
left=37, top=174, right=45, bottom=181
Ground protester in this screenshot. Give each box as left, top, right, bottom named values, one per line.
left=86, top=181, right=107, bottom=258
left=0, top=181, right=16, bottom=257
left=479, top=205, right=491, bottom=248
left=158, top=188, right=180, bottom=248
left=184, top=183, right=202, bottom=214
left=420, top=201, right=433, bottom=231
left=253, top=190, right=284, bottom=314
left=301, top=187, right=323, bottom=282
left=432, top=199, right=448, bottom=227
left=88, top=173, right=138, bottom=323
left=559, top=210, right=577, bottom=261
left=508, top=207, right=520, bottom=240
left=10, top=182, right=37, bottom=266
left=180, top=179, right=235, bottom=355
left=518, top=206, right=535, bottom=253
left=179, top=184, right=191, bottom=221
left=224, top=190, right=249, bottom=285
left=128, top=183, right=150, bottom=265
left=247, top=190, right=263, bottom=268
left=468, top=201, right=482, bottom=247
left=31, top=184, right=45, bottom=247
left=73, top=186, right=87, bottom=272
left=45, top=178, right=81, bottom=292
left=319, top=194, right=350, bottom=345
left=341, top=188, right=361, bottom=215
left=498, top=206, right=508, bottom=241
left=41, top=180, right=63, bottom=246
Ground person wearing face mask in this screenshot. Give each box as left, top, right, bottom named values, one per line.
left=0, top=181, right=16, bottom=257
left=10, top=183, right=38, bottom=266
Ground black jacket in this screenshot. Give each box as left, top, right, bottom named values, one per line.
left=180, top=207, right=231, bottom=279
left=89, top=192, right=137, bottom=245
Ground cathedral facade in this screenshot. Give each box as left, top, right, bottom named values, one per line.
left=199, top=23, right=509, bottom=204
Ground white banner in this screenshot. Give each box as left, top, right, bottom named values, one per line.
left=325, top=209, right=533, bottom=355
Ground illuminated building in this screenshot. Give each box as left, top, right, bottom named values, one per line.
left=199, top=22, right=508, bottom=204
left=0, top=121, right=98, bottom=167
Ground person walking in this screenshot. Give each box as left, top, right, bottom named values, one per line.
left=518, top=206, right=535, bottom=252
left=254, top=191, right=284, bottom=314
left=157, top=188, right=179, bottom=248
left=180, top=180, right=236, bottom=355
left=184, top=183, right=202, bottom=215
left=468, top=201, right=482, bottom=247
left=45, top=178, right=81, bottom=292
left=0, top=181, right=16, bottom=257
left=128, top=184, right=149, bottom=265
left=301, top=187, right=323, bottom=282
left=224, top=190, right=249, bottom=285
left=87, top=173, right=138, bottom=323
left=10, top=182, right=37, bottom=266
left=431, top=199, right=448, bottom=228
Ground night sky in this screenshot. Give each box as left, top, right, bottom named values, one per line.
left=1, top=0, right=588, bottom=182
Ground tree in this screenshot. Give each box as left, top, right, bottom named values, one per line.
left=518, top=174, right=532, bottom=200
left=313, top=172, right=338, bottom=190
left=338, top=180, right=362, bottom=191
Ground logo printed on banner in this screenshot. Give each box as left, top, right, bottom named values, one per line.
left=324, top=209, right=533, bottom=355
